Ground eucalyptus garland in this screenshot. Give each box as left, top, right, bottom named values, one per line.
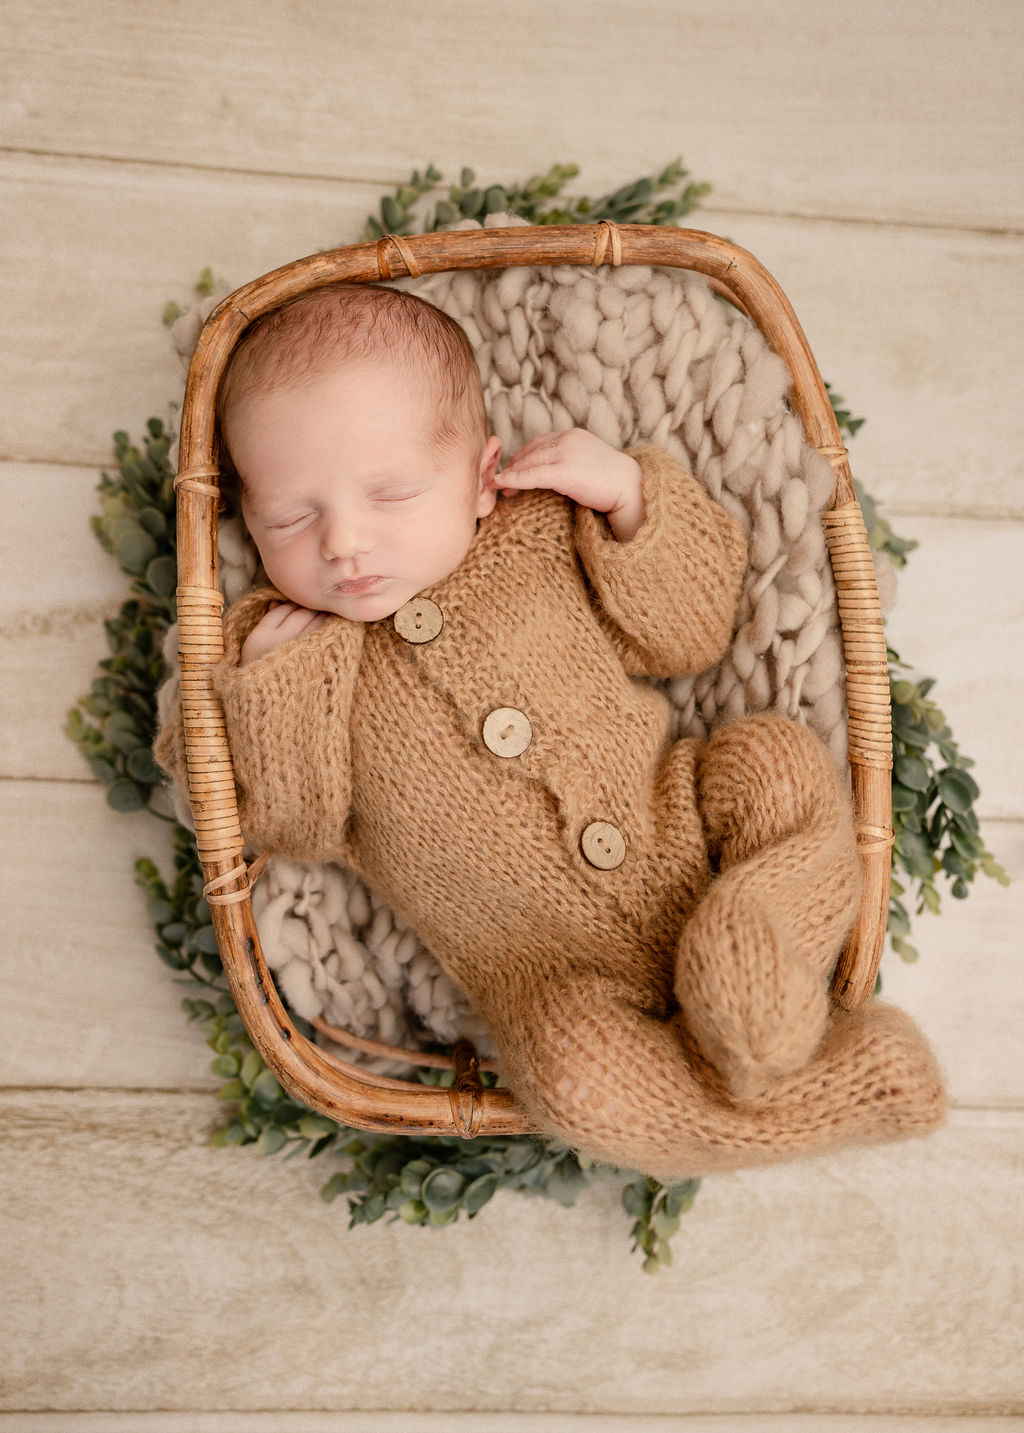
left=68, top=161, right=1006, bottom=1271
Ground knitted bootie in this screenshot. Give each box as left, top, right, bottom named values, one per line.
left=674, top=870, right=829, bottom=1100
left=675, top=712, right=862, bottom=1095
left=697, top=712, right=850, bottom=869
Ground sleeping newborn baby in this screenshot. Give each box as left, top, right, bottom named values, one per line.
left=157, top=280, right=945, bottom=1179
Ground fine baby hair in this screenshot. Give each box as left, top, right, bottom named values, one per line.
left=159, top=221, right=944, bottom=1174
left=216, top=282, right=489, bottom=463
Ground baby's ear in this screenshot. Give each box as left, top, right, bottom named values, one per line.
left=479, top=434, right=502, bottom=485
left=477, top=435, right=502, bottom=516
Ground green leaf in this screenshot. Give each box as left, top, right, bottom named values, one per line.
left=191, top=924, right=220, bottom=955
left=211, top=1053, right=241, bottom=1079
left=240, top=1050, right=263, bottom=1089
left=936, top=767, right=980, bottom=813
left=138, top=505, right=168, bottom=538
left=653, top=1206, right=680, bottom=1240
left=893, top=754, right=931, bottom=792
left=87, top=756, right=119, bottom=784
left=621, top=1179, right=654, bottom=1218
left=146, top=896, right=175, bottom=924
left=145, top=554, right=178, bottom=598
left=502, top=1141, right=541, bottom=1174
left=891, top=784, right=919, bottom=814
left=399, top=1159, right=433, bottom=1198
left=420, top=1167, right=466, bottom=1212
left=106, top=778, right=146, bottom=812
left=298, top=1113, right=337, bottom=1140
left=320, top=1172, right=349, bottom=1204
left=126, top=746, right=162, bottom=784
left=155, top=942, right=188, bottom=971
left=380, top=195, right=403, bottom=231
left=112, top=520, right=159, bottom=576
left=463, top=1171, right=500, bottom=1214
left=663, top=1180, right=699, bottom=1218
left=251, top=1069, right=284, bottom=1107
left=891, top=934, right=919, bottom=963
left=257, top=1126, right=287, bottom=1156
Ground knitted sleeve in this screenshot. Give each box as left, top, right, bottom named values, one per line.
left=209, top=589, right=365, bottom=863
left=574, top=444, right=748, bottom=678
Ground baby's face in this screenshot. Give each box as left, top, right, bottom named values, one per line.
left=228, top=358, right=499, bottom=624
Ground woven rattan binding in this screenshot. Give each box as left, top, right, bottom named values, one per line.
left=174, top=223, right=893, bottom=1137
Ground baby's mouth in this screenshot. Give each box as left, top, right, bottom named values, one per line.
left=332, top=576, right=386, bottom=595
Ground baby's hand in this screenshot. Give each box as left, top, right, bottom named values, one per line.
left=499, top=429, right=645, bottom=541
left=240, top=602, right=327, bottom=666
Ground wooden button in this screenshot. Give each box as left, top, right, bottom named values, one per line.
left=482, top=707, right=533, bottom=758
left=580, top=821, right=626, bottom=870
left=394, top=597, right=443, bottom=644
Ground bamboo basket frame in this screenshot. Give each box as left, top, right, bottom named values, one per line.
left=174, top=222, right=893, bottom=1140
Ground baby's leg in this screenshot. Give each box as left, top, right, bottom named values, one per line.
left=493, top=966, right=944, bottom=1181
left=676, top=713, right=861, bottom=1099
left=697, top=712, right=861, bottom=970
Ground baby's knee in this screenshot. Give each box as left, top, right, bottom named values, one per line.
left=698, top=712, right=849, bottom=861
left=495, top=973, right=659, bottom=1141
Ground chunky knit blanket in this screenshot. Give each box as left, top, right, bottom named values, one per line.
left=159, top=215, right=885, bottom=1061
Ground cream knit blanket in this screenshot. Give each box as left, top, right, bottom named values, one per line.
left=159, top=216, right=877, bottom=1059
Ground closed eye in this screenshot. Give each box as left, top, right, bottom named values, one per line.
left=269, top=512, right=316, bottom=531
left=373, top=490, right=422, bottom=504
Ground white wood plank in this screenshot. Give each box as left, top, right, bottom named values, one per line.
left=0, top=782, right=213, bottom=1090
left=2, top=1417, right=1022, bottom=1432
left=2, top=155, right=1021, bottom=522
left=0, top=153, right=381, bottom=468
left=4, top=787, right=1022, bottom=1105
left=3, top=0, right=1022, bottom=231
left=880, top=517, right=1024, bottom=820
left=0, top=462, right=126, bottom=782
left=879, top=820, right=1023, bottom=1109
left=700, top=215, right=1024, bottom=521
left=1, top=1093, right=1020, bottom=1414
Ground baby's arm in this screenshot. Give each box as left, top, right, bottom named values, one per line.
left=499, top=429, right=646, bottom=542
left=575, top=444, right=749, bottom=678
left=212, top=589, right=364, bottom=862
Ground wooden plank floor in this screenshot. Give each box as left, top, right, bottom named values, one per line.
left=2, top=0, right=1021, bottom=1424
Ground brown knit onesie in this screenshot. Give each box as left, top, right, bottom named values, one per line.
left=156, top=446, right=945, bottom=1178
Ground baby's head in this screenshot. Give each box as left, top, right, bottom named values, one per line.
left=218, top=284, right=501, bottom=623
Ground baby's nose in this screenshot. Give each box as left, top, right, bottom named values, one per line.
left=321, top=512, right=373, bottom=560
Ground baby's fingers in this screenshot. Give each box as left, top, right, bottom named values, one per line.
left=272, top=604, right=327, bottom=640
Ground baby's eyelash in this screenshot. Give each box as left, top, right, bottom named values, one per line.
left=271, top=513, right=314, bottom=529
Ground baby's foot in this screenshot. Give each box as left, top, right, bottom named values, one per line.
left=760, top=999, right=947, bottom=1144
left=675, top=878, right=829, bottom=1101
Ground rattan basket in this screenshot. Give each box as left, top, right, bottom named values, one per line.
left=173, top=222, right=892, bottom=1139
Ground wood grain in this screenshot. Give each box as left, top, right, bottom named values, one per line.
left=2, top=0, right=1022, bottom=230
left=0, top=781, right=212, bottom=1089
left=0, top=154, right=379, bottom=467
left=2, top=1416, right=1023, bottom=1432
left=2, top=1092, right=1021, bottom=1415
left=880, top=517, right=1024, bottom=819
